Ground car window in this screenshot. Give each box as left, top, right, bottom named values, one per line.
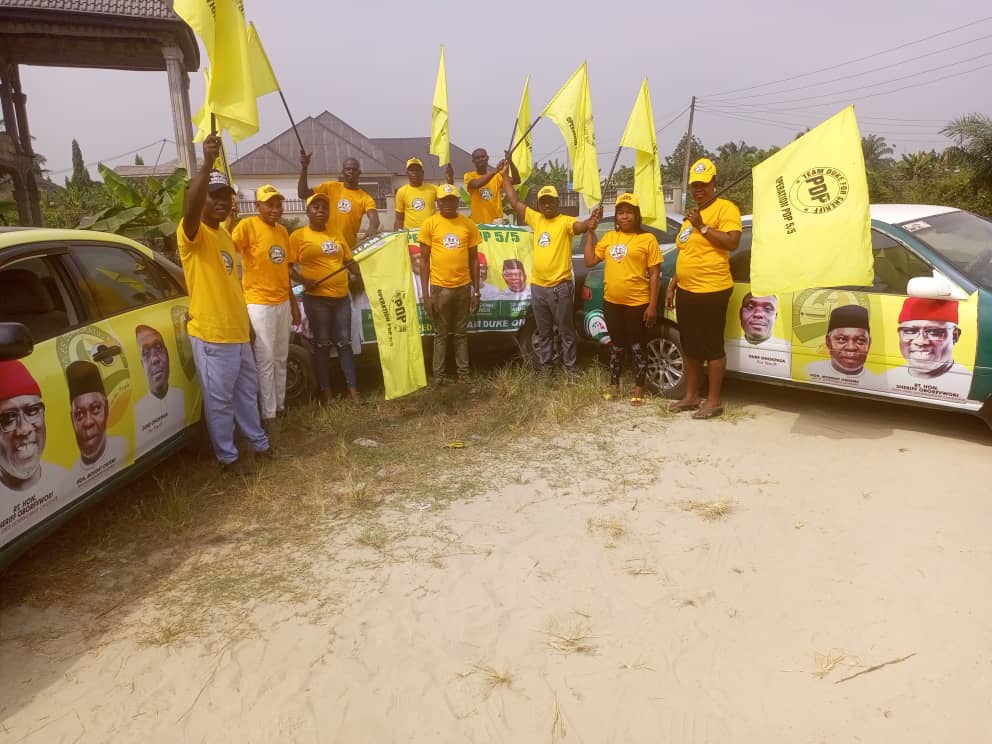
left=869, top=230, right=932, bottom=295
left=70, top=243, right=182, bottom=318
left=729, top=227, right=754, bottom=282
left=0, top=255, right=75, bottom=342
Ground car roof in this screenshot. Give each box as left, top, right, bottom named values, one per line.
left=0, top=227, right=153, bottom=254
left=740, top=204, right=961, bottom=227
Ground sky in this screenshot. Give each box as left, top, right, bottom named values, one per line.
left=20, top=0, right=992, bottom=180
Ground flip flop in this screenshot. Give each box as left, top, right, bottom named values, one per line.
left=668, top=400, right=701, bottom=413
left=692, top=406, right=724, bottom=420
left=630, top=396, right=645, bottom=407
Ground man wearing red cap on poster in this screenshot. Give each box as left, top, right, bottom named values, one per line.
left=0, top=361, right=67, bottom=539
left=882, top=297, right=972, bottom=402
left=477, top=252, right=499, bottom=301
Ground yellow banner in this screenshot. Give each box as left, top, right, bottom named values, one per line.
left=619, top=78, right=666, bottom=229
left=541, top=62, right=601, bottom=209
left=512, top=76, right=533, bottom=184
left=354, top=233, right=427, bottom=400
left=429, top=46, right=450, bottom=167
left=751, top=105, right=872, bottom=296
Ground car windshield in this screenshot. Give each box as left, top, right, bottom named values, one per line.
left=898, top=210, right=992, bottom=288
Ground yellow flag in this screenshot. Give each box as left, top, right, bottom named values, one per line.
left=751, top=105, right=872, bottom=295
left=619, top=78, right=666, bottom=229
left=247, top=22, right=280, bottom=97
left=542, top=62, right=600, bottom=209
left=429, top=47, right=450, bottom=166
left=173, top=0, right=214, bottom=59
left=354, top=233, right=427, bottom=400
left=512, top=77, right=533, bottom=184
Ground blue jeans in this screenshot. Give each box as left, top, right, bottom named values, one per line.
left=191, top=337, right=270, bottom=465
left=303, top=294, right=357, bottom=391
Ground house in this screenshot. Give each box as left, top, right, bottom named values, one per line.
left=228, top=111, right=475, bottom=223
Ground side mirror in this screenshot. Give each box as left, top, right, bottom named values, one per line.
left=0, top=322, right=34, bottom=361
left=907, top=276, right=953, bottom=299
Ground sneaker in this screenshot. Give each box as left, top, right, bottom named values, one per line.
left=221, top=458, right=256, bottom=476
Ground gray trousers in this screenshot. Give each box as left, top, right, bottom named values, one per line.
left=531, top=280, right=578, bottom=372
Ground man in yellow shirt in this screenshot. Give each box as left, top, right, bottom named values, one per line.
left=501, top=176, right=596, bottom=377
left=178, top=135, right=272, bottom=474
left=297, top=151, right=381, bottom=247
left=288, top=193, right=361, bottom=402
left=231, top=184, right=300, bottom=423
left=394, top=157, right=455, bottom=231
left=463, top=148, right=520, bottom=224
left=418, top=184, right=481, bottom=384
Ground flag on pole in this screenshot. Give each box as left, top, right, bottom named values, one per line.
left=429, top=46, right=450, bottom=167
left=354, top=234, right=427, bottom=399
left=751, top=105, right=872, bottom=295
left=175, top=0, right=258, bottom=142
left=542, top=62, right=601, bottom=209
left=512, top=77, right=533, bottom=184
left=619, top=78, right=666, bottom=229
left=247, top=21, right=280, bottom=97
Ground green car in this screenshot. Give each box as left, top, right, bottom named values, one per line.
left=578, top=205, right=992, bottom=425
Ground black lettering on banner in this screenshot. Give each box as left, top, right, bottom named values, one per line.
left=376, top=289, right=393, bottom=345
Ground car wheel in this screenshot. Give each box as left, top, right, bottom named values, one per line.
left=645, top=325, right=687, bottom=399
left=285, top=341, right=316, bottom=407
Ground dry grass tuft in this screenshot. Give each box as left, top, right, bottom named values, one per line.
left=680, top=499, right=735, bottom=520
left=545, top=620, right=598, bottom=655
left=623, top=558, right=657, bottom=576
left=812, top=649, right=862, bottom=679
left=586, top=517, right=626, bottom=540
left=458, top=662, right=515, bottom=698
left=551, top=693, right=567, bottom=743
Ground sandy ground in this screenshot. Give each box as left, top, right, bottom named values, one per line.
left=2, top=380, right=992, bottom=743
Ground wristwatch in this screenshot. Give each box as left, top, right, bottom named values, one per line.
left=700, top=225, right=710, bottom=236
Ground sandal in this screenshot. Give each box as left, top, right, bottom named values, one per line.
left=668, top=400, right=701, bottom=413
left=630, top=396, right=645, bottom=407
left=691, top=405, right=724, bottom=420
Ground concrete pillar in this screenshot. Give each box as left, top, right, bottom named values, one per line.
left=162, top=44, right=197, bottom=176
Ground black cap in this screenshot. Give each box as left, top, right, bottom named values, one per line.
left=207, top=170, right=233, bottom=194
left=827, top=304, right=869, bottom=332
left=66, top=360, right=106, bottom=399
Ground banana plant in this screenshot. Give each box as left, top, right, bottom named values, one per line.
left=78, top=164, right=187, bottom=240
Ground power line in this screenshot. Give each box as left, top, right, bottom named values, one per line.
left=704, top=33, right=992, bottom=103
left=702, top=16, right=992, bottom=99
left=655, top=105, right=690, bottom=135
left=46, top=138, right=175, bottom=176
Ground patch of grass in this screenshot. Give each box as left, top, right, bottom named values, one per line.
left=459, top=661, right=515, bottom=699
left=720, top=404, right=755, bottom=423
left=355, top=523, right=390, bottom=551
left=544, top=619, right=598, bottom=655
left=812, top=649, right=862, bottom=680
left=680, top=499, right=735, bottom=520
left=586, top=517, right=626, bottom=540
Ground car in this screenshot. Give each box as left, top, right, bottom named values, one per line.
left=581, top=204, right=992, bottom=424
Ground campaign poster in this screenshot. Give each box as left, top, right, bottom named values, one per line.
left=724, top=285, right=793, bottom=379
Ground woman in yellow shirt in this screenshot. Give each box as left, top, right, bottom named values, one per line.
left=584, top=194, right=662, bottom=405
left=664, top=158, right=742, bottom=419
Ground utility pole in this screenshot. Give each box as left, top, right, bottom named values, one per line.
left=679, top=95, right=696, bottom=212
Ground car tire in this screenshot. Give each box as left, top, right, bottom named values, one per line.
left=285, top=341, right=316, bottom=407
left=645, top=324, right=687, bottom=400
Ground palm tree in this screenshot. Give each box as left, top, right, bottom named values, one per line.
left=942, top=113, right=992, bottom=191
left=861, top=134, right=894, bottom=171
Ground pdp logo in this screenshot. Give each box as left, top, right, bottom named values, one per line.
left=480, top=188, right=494, bottom=201
left=537, top=231, right=551, bottom=247
left=609, top=244, right=628, bottom=262
left=692, top=162, right=707, bottom=174
left=269, top=245, right=286, bottom=264
left=337, top=199, right=352, bottom=214
left=442, top=233, right=460, bottom=249
left=677, top=226, right=692, bottom=244
left=321, top=241, right=339, bottom=255
left=789, top=167, right=849, bottom=214
left=220, top=250, right=234, bottom=274
left=412, top=198, right=426, bottom=211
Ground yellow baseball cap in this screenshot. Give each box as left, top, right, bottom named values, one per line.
left=405, top=157, right=424, bottom=168
left=256, top=184, right=284, bottom=202
left=537, top=185, right=559, bottom=200
left=688, top=157, right=717, bottom=184
left=437, top=183, right=459, bottom=199
left=306, top=192, right=330, bottom=206
left=616, top=192, right=639, bottom=208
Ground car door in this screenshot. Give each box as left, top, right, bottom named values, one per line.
left=64, top=239, right=200, bottom=462
left=723, top=227, right=793, bottom=380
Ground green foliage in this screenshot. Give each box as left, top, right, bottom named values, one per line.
left=942, top=113, right=992, bottom=192
left=69, top=139, right=92, bottom=188
left=529, top=159, right=569, bottom=191
left=76, top=163, right=187, bottom=241
left=134, top=154, right=145, bottom=166
left=663, top=134, right=713, bottom=184
left=42, top=181, right=111, bottom=229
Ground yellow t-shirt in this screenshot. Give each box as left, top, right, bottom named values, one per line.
left=231, top=216, right=292, bottom=305
left=287, top=225, right=354, bottom=299
left=395, top=183, right=439, bottom=230
left=418, top=213, right=481, bottom=289
left=463, top=170, right=504, bottom=223
left=594, top=230, right=662, bottom=307
left=312, top=181, right=377, bottom=247
left=525, top=208, right=576, bottom=287
left=177, top=219, right=251, bottom=343
left=675, top=198, right=742, bottom=293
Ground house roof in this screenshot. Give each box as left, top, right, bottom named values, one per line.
left=0, top=0, right=179, bottom=19
left=230, top=111, right=474, bottom=178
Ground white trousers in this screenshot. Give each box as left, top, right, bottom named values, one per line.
left=247, top=300, right=291, bottom=419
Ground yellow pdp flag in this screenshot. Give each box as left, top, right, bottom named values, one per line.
left=247, top=22, right=280, bottom=97
left=619, top=78, right=666, bottom=229
left=542, top=62, right=601, bottom=209
left=429, top=47, right=450, bottom=167
left=512, top=76, right=533, bottom=184
left=751, top=105, right=872, bottom=296
left=354, top=233, right=427, bottom=400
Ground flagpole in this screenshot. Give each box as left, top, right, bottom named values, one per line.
left=277, top=89, right=306, bottom=152
left=601, top=145, right=623, bottom=201
left=694, top=170, right=752, bottom=211
left=508, top=116, right=542, bottom=156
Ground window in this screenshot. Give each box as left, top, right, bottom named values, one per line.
left=869, top=230, right=932, bottom=294
left=0, top=256, right=75, bottom=342
left=70, top=243, right=182, bottom=318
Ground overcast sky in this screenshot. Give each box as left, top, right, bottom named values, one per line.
left=21, top=0, right=992, bottom=179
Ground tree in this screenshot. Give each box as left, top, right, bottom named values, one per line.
left=69, top=139, right=92, bottom=188
left=529, top=159, right=569, bottom=191
left=861, top=134, right=894, bottom=171
left=711, top=141, right=779, bottom=214
left=942, top=113, right=992, bottom=192
left=604, top=164, right=634, bottom=192
left=663, top=134, right=712, bottom=184
left=78, top=163, right=187, bottom=243
left=134, top=154, right=145, bottom=166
